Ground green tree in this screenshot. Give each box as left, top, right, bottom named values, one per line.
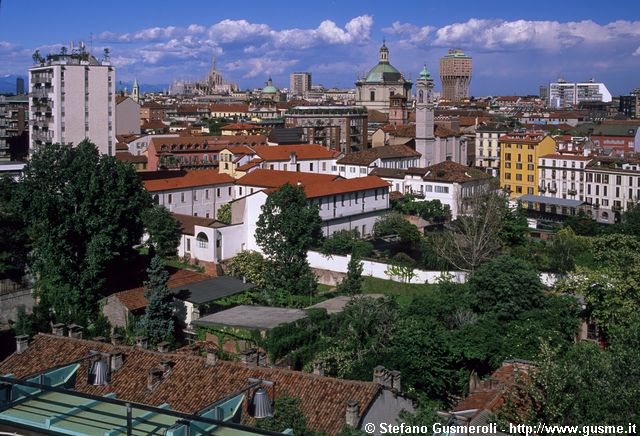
left=563, top=211, right=604, bottom=236
left=140, top=255, right=175, bottom=345
left=255, top=184, right=322, bottom=298
left=15, top=141, right=152, bottom=325
left=320, top=229, right=373, bottom=258
left=468, top=255, right=544, bottom=321
left=499, top=203, right=529, bottom=247
left=142, top=205, right=182, bottom=257
left=254, top=396, right=320, bottom=436
left=337, top=253, right=364, bottom=295
left=385, top=252, right=417, bottom=283
left=373, top=212, right=421, bottom=248
left=217, top=203, right=232, bottom=225
left=547, top=227, right=589, bottom=274
left=0, top=177, right=29, bottom=281
left=227, top=250, right=267, bottom=289
left=392, top=194, right=451, bottom=223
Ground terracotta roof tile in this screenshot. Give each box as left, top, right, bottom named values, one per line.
left=251, top=144, right=340, bottom=161
left=303, top=176, right=389, bottom=199
left=172, top=213, right=220, bottom=236
left=221, top=123, right=259, bottom=130
left=237, top=169, right=339, bottom=188
left=414, top=161, right=492, bottom=183
left=539, top=153, right=591, bottom=161
left=337, top=145, right=420, bottom=166
left=116, top=152, right=148, bottom=164
left=143, top=170, right=234, bottom=192
left=210, top=103, right=249, bottom=113
left=0, top=334, right=381, bottom=436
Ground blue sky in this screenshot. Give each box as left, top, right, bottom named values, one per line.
left=1, top=0, right=639, bottom=95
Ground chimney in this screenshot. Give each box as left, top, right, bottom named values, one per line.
left=111, top=334, right=124, bottom=346
left=345, top=400, right=360, bottom=428
left=313, top=361, right=325, bottom=376
left=206, top=348, right=218, bottom=366
left=390, top=370, right=401, bottom=392
left=157, top=341, right=170, bottom=353
left=93, top=336, right=106, bottom=343
left=147, top=368, right=163, bottom=390
left=373, top=365, right=387, bottom=386
left=136, top=336, right=148, bottom=349
left=110, top=352, right=124, bottom=372
left=240, top=348, right=257, bottom=365
left=15, top=335, right=29, bottom=354
left=67, top=325, right=83, bottom=339
left=160, top=360, right=173, bottom=376
left=52, top=323, right=65, bottom=336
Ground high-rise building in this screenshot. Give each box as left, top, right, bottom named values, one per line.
left=548, top=78, right=612, bottom=108
left=439, top=49, right=472, bottom=102
left=289, top=72, right=311, bottom=98
left=29, top=45, right=115, bottom=156
left=16, top=77, right=25, bottom=96
left=0, top=95, right=28, bottom=161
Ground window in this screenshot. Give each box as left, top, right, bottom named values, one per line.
left=168, top=194, right=172, bottom=204
left=527, top=187, right=534, bottom=194
left=435, top=186, right=449, bottom=193
left=516, top=186, right=523, bottom=193
left=370, top=90, right=375, bottom=101
left=309, top=163, right=314, bottom=172
left=505, top=172, right=511, bottom=180
left=527, top=175, right=534, bottom=182
left=360, top=168, right=367, bottom=174
left=186, top=239, right=191, bottom=252
left=181, top=193, right=185, bottom=203
left=228, top=187, right=232, bottom=196
left=196, top=232, right=209, bottom=249
left=339, top=166, right=345, bottom=172
left=239, top=187, right=243, bottom=196
left=322, top=162, right=326, bottom=171
left=374, top=189, right=378, bottom=200
left=216, top=188, right=220, bottom=198
left=516, top=174, right=523, bottom=181
left=528, top=164, right=534, bottom=171
left=527, top=154, right=533, bottom=163
left=350, top=167, right=356, bottom=173
left=153, top=194, right=159, bottom=204
left=341, top=195, right=345, bottom=206
left=331, top=165, right=337, bottom=172
left=193, top=192, right=198, bottom=201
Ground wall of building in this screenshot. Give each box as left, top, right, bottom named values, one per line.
left=116, top=98, right=141, bottom=135
left=153, top=184, right=235, bottom=219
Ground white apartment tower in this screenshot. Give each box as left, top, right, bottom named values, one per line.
left=289, top=72, right=311, bottom=98
left=29, top=45, right=115, bottom=156
left=415, top=65, right=436, bottom=166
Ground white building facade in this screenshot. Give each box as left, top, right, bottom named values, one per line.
left=538, top=154, right=591, bottom=202
left=29, top=49, right=115, bottom=155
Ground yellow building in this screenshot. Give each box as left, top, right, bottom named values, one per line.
left=499, top=133, right=556, bottom=198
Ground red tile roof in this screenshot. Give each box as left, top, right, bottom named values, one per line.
left=251, top=144, right=341, bottom=161
left=172, top=213, right=220, bottom=236
left=143, top=170, right=234, bottom=192
left=221, top=123, right=260, bottom=131
left=337, top=145, right=420, bottom=166
left=141, top=120, right=168, bottom=130
left=0, top=334, right=381, bottom=436
left=113, top=268, right=210, bottom=311
left=210, top=103, right=250, bottom=113
left=410, top=161, right=492, bottom=184
left=115, top=152, right=148, bottom=164
left=237, top=169, right=340, bottom=188
left=303, top=176, right=390, bottom=199
left=236, top=160, right=263, bottom=171
left=151, top=135, right=267, bottom=154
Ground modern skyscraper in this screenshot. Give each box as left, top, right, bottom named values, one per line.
left=15, top=77, right=25, bottom=95
left=439, top=49, right=472, bottom=102
left=29, top=44, right=115, bottom=156
left=548, top=78, right=612, bottom=108
left=289, top=72, right=311, bottom=98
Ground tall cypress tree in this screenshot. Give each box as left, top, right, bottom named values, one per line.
left=141, top=255, right=175, bottom=344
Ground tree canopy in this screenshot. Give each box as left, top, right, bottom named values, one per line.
left=255, top=183, right=322, bottom=299
left=15, top=141, right=152, bottom=325
left=140, top=255, right=175, bottom=345
left=142, top=205, right=182, bottom=258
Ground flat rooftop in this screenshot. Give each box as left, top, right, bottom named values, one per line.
left=193, top=305, right=307, bottom=330
left=307, top=294, right=385, bottom=314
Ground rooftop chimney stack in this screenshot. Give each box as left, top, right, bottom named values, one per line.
left=136, top=336, right=148, bottom=349
left=15, top=335, right=29, bottom=354
left=52, top=323, right=65, bottom=337
left=93, top=336, right=106, bottom=343
left=110, top=352, right=124, bottom=372
left=345, top=400, right=360, bottom=428
left=157, top=341, right=170, bottom=353
left=160, top=360, right=173, bottom=376
left=313, top=361, right=325, bottom=376
left=390, top=370, right=401, bottom=391
left=111, top=334, right=124, bottom=346
left=147, top=368, right=163, bottom=390
left=206, top=348, right=218, bottom=366
left=67, top=325, right=83, bottom=339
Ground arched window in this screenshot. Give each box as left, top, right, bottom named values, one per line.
left=370, top=90, right=375, bottom=102
left=153, top=194, right=159, bottom=205
left=601, top=212, right=609, bottom=220
left=196, top=232, right=209, bottom=248
left=418, top=90, right=424, bottom=104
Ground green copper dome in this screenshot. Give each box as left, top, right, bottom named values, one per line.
left=419, top=64, right=431, bottom=80
left=262, top=85, right=277, bottom=94
left=364, top=62, right=402, bottom=83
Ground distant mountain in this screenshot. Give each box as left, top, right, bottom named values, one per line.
left=0, top=74, right=25, bottom=94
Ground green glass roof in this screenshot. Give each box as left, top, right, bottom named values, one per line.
left=262, top=85, right=277, bottom=94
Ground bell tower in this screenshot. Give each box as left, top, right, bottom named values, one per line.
left=132, top=78, right=140, bottom=103
left=415, top=64, right=436, bottom=166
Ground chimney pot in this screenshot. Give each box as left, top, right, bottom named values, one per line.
left=390, top=370, right=401, bottom=391
left=345, top=400, right=360, bottom=428
left=313, top=361, right=325, bottom=376
left=157, top=341, right=170, bottom=353
left=93, top=336, right=106, bottom=343
left=15, top=335, right=29, bottom=354
left=67, top=324, right=83, bottom=339
left=373, top=365, right=386, bottom=385
left=160, top=360, right=173, bottom=375
left=110, top=352, right=123, bottom=372
left=52, top=323, right=65, bottom=336
left=111, top=334, right=124, bottom=346
left=206, top=348, right=218, bottom=366
left=136, top=336, right=148, bottom=349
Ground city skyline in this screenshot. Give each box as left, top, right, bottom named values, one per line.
left=1, top=0, right=639, bottom=95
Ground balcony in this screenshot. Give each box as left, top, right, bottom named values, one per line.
left=32, top=88, right=51, bottom=98
left=32, top=130, right=53, bottom=142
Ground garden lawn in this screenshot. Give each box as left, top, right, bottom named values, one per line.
left=361, top=276, right=438, bottom=307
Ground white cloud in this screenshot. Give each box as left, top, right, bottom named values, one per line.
left=634, top=47, right=640, bottom=56
left=382, top=21, right=434, bottom=44
left=432, top=18, right=640, bottom=51
left=225, top=57, right=298, bottom=79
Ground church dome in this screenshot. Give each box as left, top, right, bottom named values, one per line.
left=262, top=76, right=277, bottom=94
left=362, top=41, right=404, bottom=83
left=419, top=64, right=431, bottom=80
